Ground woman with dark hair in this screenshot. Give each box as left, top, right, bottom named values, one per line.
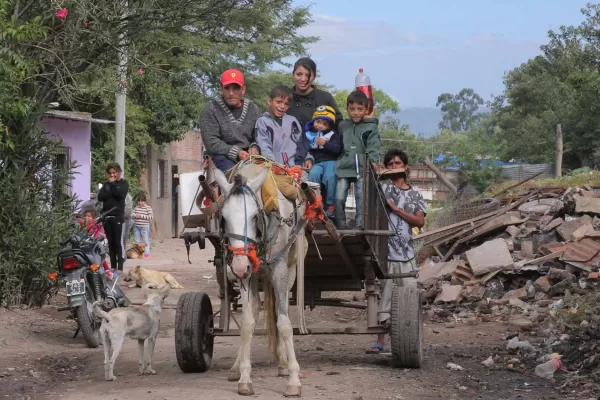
left=287, top=57, right=344, bottom=134
left=97, top=162, right=129, bottom=273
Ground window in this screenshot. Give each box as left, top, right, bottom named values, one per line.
left=52, top=146, right=71, bottom=205
left=157, top=159, right=168, bottom=198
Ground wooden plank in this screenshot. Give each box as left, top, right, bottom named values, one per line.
left=491, top=171, right=544, bottom=198
left=212, top=326, right=389, bottom=337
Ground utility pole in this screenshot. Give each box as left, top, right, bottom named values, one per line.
left=114, top=1, right=128, bottom=172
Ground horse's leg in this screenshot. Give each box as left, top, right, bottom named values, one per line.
left=273, top=263, right=302, bottom=397
left=236, top=277, right=257, bottom=396
left=229, top=277, right=260, bottom=382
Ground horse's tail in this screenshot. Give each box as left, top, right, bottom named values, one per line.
left=263, top=276, right=278, bottom=362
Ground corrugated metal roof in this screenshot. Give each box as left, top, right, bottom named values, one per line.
left=44, top=110, right=114, bottom=124
left=501, top=164, right=553, bottom=181
left=561, top=238, right=600, bottom=263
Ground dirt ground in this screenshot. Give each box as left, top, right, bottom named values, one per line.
left=0, top=239, right=580, bottom=400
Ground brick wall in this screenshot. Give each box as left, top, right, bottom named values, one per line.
left=171, top=130, right=203, bottom=166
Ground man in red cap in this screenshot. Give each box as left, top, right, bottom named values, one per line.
left=199, top=69, right=261, bottom=172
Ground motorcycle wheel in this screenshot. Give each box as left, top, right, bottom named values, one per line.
left=76, top=286, right=101, bottom=348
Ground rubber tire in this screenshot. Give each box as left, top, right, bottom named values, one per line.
left=175, top=292, right=214, bottom=373
left=76, top=287, right=101, bottom=348
left=390, top=286, right=423, bottom=368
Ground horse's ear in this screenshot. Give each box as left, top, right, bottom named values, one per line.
left=247, top=167, right=269, bottom=193
left=213, top=168, right=232, bottom=197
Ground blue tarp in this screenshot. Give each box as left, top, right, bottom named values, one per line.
left=433, top=154, right=522, bottom=170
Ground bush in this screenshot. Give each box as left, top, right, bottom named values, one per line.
left=0, top=115, right=75, bottom=307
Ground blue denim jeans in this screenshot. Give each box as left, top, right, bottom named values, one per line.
left=308, top=161, right=337, bottom=207
left=211, top=154, right=236, bottom=173
left=335, top=176, right=362, bottom=229
left=134, top=225, right=151, bottom=256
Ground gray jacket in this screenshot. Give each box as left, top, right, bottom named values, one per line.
left=255, top=113, right=307, bottom=166
left=199, top=97, right=261, bottom=161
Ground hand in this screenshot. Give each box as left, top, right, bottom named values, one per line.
left=371, top=162, right=381, bottom=172
left=386, top=199, right=398, bottom=212
left=316, top=137, right=327, bottom=146
left=248, top=147, right=259, bottom=156
left=303, top=159, right=313, bottom=171
left=108, top=176, right=116, bottom=183
left=238, top=150, right=249, bottom=160
left=366, top=108, right=376, bottom=118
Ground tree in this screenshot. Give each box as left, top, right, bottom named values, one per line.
left=332, top=87, right=400, bottom=119
left=436, top=88, right=484, bottom=133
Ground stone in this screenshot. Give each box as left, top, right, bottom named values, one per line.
left=548, top=267, right=576, bottom=282
left=542, top=218, right=564, bottom=232
left=508, top=298, right=529, bottom=310
left=521, top=240, right=535, bottom=259
left=571, top=223, right=594, bottom=242
left=508, top=317, right=534, bottom=331
left=534, top=292, right=548, bottom=301
left=538, top=215, right=554, bottom=228
left=501, top=287, right=528, bottom=302
left=466, top=238, right=514, bottom=277
left=434, top=284, right=463, bottom=304
left=461, top=285, right=486, bottom=302
left=481, top=356, right=495, bottom=368
left=533, top=276, right=551, bottom=293
left=576, top=196, right=600, bottom=215
left=557, top=215, right=593, bottom=241
left=506, top=225, right=521, bottom=237
left=417, top=261, right=458, bottom=288
left=588, top=272, right=600, bottom=281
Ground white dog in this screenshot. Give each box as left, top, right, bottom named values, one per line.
left=93, top=285, right=170, bottom=381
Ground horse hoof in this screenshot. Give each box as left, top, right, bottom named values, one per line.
left=283, top=385, right=301, bottom=397
left=278, top=368, right=289, bottom=377
left=238, top=383, right=254, bottom=396
left=228, top=369, right=241, bottom=382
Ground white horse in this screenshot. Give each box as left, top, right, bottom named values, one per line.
left=214, top=165, right=306, bottom=397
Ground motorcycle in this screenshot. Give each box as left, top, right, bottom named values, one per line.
left=48, top=206, right=130, bottom=348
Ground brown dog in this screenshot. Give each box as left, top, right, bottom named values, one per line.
left=126, top=243, right=146, bottom=259
left=123, top=265, right=184, bottom=289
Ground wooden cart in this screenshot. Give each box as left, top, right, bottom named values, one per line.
left=176, top=160, right=423, bottom=373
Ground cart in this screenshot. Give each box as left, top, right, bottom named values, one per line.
left=176, top=160, right=423, bottom=373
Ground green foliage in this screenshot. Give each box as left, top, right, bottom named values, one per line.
left=436, top=88, right=484, bottom=133
left=332, top=87, right=400, bottom=120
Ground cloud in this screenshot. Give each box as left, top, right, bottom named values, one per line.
left=300, top=14, right=444, bottom=58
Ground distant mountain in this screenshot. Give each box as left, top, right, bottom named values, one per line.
left=398, top=107, right=442, bottom=138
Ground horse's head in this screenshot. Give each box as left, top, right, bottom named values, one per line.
left=214, top=167, right=269, bottom=280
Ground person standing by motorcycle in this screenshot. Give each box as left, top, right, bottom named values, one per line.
left=97, top=162, right=129, bottom=274
left=77, top=209, right=113, bottom=279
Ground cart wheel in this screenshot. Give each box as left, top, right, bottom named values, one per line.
left=390, top=286, right=423, bottom=368
left=175, top=292, right=214, bottom=373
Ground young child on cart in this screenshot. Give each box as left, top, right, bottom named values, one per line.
left=334, top=91, right=381, bottom=229
left=77, top=209, right=113, bottom=279
left=367, top=149, right=426, bottom=354
left=304, top=105, right=341, bottom=220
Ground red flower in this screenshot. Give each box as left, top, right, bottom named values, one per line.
left=83, top=22, right=88, bottom=27
left=137, top=68, right=143, bottom=75
left=55, top=8, right=68, bottom=20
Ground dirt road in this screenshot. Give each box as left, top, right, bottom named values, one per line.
left=0, top=239, right=572, bottom=400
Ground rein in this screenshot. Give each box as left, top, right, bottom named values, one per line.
left=225, top=186, right=262, bottom=273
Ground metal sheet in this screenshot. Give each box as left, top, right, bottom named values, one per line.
left=561, top=238, right=600, bottom=263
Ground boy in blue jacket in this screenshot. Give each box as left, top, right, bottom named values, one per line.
left=304, top=106, right=341, bottom=219
left=255, top=85, right=307, bottom=167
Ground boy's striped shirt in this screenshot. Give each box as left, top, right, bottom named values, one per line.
left=133, top=205, right=153, bottom=226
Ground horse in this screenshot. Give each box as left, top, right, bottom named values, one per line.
left=214, top=164, right=307, bottom=397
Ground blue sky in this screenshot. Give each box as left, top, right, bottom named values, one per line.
left=294, top=0, right=590, bottom=107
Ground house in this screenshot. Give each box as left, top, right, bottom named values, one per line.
left=42, top=110, right=113, bottom=204
left=141, top=130, right=204, bottom=239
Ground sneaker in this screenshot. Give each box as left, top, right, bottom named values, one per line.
left=325, top=205, right=336, bottom=220
left=144, top=254, right=150, bottom=259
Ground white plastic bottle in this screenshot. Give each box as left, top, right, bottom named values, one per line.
left=534, top=358, right=562, bottom=379
left=355, top=68, right=374, bottom=115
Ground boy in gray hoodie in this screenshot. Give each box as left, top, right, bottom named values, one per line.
left=255, top=86, right=309, bottom=167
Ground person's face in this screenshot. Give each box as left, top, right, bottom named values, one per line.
left=221, top=83, right=245, bottom=107
left=347, top=102, right=367, bottom=123
left=313, top=119, right=330, bottom=132
left=107, top=168, right=120, bottom=181
left=386, top=156, right=407, bottom=170
left=138, top=200, right=146, bottom=207
left=267, top=96, right=290, bottom=118
left=293, top=66, right=313, bottom=92
left=84, top=211, right=94, bottom=224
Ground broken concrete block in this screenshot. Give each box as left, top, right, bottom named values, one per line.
left=521, top=240, right=534, bottom=259
left=570, top=222, right=594, bottom=242
left=508, top=317, right=534, bottom=331
left=434, top=284, right=463, bottom=304
left=533, top=276, right=551, bottom=293
left=542, top=218, right=563, bottom=232
left=461, top=285, right=486, bottom=302
left=466, top=238, right=514, bottom=277
left=501, top=287, right=528, bottom=301
left=506, top=225, right=521, bottom=237
left=508, top=298, right=530, bottom=310
left=557, top=215, right=593, bottom=241
left=538, top=215, right=554, bottom=228
left=588, top=272, right=600, bottom=281
left=417, top=261, right=458, bottom=288
left=575, top=196, right=600, bottom=214
left=548, top=267, right=576, bottom=282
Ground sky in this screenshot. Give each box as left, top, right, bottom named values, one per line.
left=293, top=0, right=590, bottom=108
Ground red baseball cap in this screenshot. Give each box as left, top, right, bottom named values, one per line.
left=221, top=69, right=244, bottom=86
